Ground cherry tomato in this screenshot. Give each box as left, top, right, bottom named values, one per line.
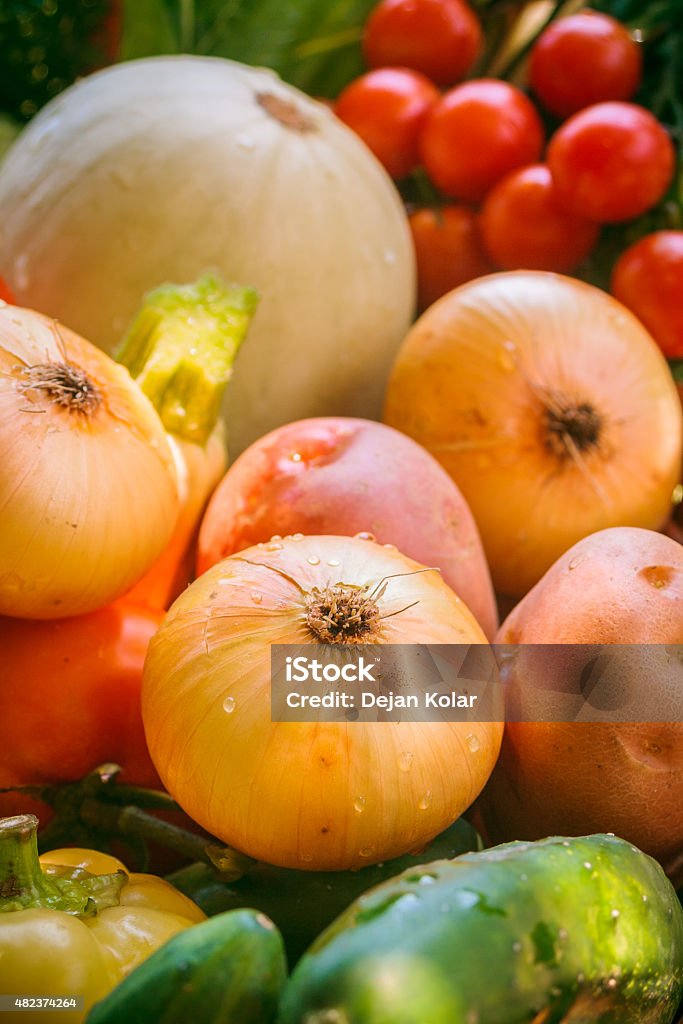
left=363, top=0, right=482, bottom=86
left=529, top=10, right=642, bottom=119
left=335, top=68, right=440, bottom=179
left=480, top=164, right=600, bottom=273
left=547, top=102, right=675, bottom=223
left=409, top=205, right=494, bottom=310
left=419, top=79, right=545, bottom=202
left=611, top=231, right=683, bottom=359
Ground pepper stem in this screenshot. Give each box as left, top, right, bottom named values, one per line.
left=116, top=274, right=259, bottom=445
left=0, top=814, right=125, bottom=916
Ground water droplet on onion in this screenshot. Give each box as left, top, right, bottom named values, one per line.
left=497, top=346, right=516, bottom=372
left=418, top=790, right=432, bottom=811
left=223, top=696, right=236, bottom=713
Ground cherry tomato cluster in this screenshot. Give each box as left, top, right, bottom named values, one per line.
left=333, top=0, right=682, bottom=359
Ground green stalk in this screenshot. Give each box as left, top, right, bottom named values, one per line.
left=0, top=815, right=124, bottom=916
left=116, top=274, right=258, bottom=445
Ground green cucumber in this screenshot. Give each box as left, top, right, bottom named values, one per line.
left=280, top=834, right=683, bottom=1024
left=168, top=817, right=481, bottom=964
left=86, top=908, right=286, bottom=1024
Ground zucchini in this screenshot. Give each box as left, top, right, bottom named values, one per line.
left=280, top=834, right=683, bottom=1024
left=168, top=817, right=481, bottom=964
left=86, top=908, right=286, bottom=1024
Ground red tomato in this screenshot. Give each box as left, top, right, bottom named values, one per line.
left=0, top=601, right=163, bottom=819
left=547, top=102, right=675, bottom=223
left=335, top=68, right=440, bottom=179
left=0, top=277, right=14, bottom=303
left=363, top=0, right=482, bottom=86
left=611, top=231, right=683, bottom=359
left=529, top=10, right=642, bottom=119
left=419, top=79, right=545, bottom=202
left=409, top=205, right=494, bottom=309
left=480, top=164, right=600, bottom=273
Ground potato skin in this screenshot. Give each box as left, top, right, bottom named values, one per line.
left=475, top=527, right=683, bottom=870
left=197, top=417, right=497, bottom=638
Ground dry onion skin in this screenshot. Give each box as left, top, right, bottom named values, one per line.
left=0, top=304, right=179, bottom=618
left=383, top=271, right=683, bottom=597
left=141, top=534, right=502, bottom=871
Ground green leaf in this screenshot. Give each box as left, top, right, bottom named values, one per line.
left=119, top=0, right=376, bottom=96
left=120, top=0, right=180, bottom=60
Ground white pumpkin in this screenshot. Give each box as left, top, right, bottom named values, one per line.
left=0, top=57, right=415, bottom=454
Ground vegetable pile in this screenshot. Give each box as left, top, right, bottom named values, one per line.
left=0, top=1, right=681, bottom=1022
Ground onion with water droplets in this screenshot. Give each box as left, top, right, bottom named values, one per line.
left=141, top=534, right=502, bottom=871
left=0, top=303, right=179, bottom=618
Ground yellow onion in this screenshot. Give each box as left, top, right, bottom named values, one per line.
left=142, top=534, right=503, bottom=871
left=384, top=271, right=683, bottom=597
left=0, top=303, right=179, bottom=618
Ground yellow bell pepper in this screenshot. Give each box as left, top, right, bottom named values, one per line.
left=0, top=814, right=205, bottom=1023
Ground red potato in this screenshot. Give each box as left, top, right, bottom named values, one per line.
left=474, top=527, right=683, bottom=874
left=197, top=417, right=497, bottom=638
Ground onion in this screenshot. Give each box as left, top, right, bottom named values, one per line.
left=384, top=271, right=683, bottom=597
left=141, top=534, right=502, bottom=871
left=0, top=56, right=415, bottom=456
left=0, top=303, right=179, bottom=618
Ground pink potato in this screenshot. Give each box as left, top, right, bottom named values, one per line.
left=473, top=526, right=683, bottom=876
left=197, top=417, right=497, bottom=638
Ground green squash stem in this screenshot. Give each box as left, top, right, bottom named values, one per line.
left=116, top=274, right=258, bottom=445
